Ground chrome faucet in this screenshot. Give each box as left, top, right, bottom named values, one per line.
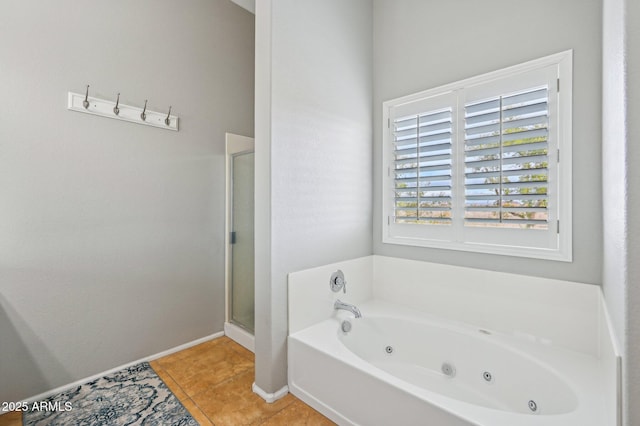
left=334, top=299, right=362, bottom=318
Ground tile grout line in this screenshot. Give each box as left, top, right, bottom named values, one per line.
left=154, top=337, right=319, bottom=425
left=188, top=366, right=254, bottom=401
left=188, top=396, right=217, bottom=426
left=189, top=397, right=216, bottom=426
left=185, top=366, right=260, bottom=426
left=208, top=340, right=297, bottom=425
left=152, top=349, right=248, bottom=426
left=183, top=362, right=286, bottom=426
left=150, top=363, right=209, bottom=424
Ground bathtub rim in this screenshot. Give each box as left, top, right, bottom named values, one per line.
left=288, top=299, right=607, bottom=426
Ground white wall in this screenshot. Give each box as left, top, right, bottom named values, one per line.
left=372, top=256, right=602, bottom=356
left=254, top=0, right=373, bottom=394
left=0, top=0, right=254, bottom=401
left=602, top=0, right=627, bottom=354
left=603, top=0, right=640, bottom=424
left=288, top=255, right=604, bottom=357
left=372, top=0, right=603, bottom=285
left=288, top=257, right=373, bottom=334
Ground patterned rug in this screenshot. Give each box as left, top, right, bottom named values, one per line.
left=23, top=362, right=197, bottom=426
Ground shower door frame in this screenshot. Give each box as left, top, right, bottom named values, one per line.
left=224, top=132, right=255, bottom=352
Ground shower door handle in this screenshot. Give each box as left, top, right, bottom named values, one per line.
left=230, top=231, right=237, bottom=245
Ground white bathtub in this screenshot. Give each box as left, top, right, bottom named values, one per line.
left=288, top=300, right=607, bottom=426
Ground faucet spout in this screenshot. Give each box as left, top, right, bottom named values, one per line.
left=334, top=299, right=362, bottom=318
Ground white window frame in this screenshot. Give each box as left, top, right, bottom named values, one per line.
left=382, top=50, right=572, bottom=261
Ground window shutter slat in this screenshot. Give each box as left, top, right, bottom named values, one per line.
left=464, top=86, right=550, bottom=230
left=393, top=108, right=453, bottom=225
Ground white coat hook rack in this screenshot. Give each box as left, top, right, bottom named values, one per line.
left=67, top=87, right=179, bottom=131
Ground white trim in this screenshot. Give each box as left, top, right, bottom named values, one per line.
left=556, top=51, right=573, bottom=263
left=252, top=382, right=289, bottom=403
left=224, top=321, right=255, bottom=353
left=383, top=50, right=572, bottom=108
left=22, top=332, right=224, bottom=403
left=382, top=236, right=573, bottom=262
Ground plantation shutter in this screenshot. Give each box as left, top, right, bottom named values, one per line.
left=393, top=108, right=453, bottom=225
left=463, top=87, right=549, bottom=230
left=383, top=51, right=571, bottom=260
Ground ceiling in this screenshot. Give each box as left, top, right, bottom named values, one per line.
left=230, top=0, right=255, bottom=14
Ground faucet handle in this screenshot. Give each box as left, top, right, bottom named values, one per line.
left=329, top=270, right=347, bottom=293
left=338, top=276, right=347, bottom=293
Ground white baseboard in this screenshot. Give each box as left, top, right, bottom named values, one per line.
left=252, top=382, right=289, bottom=403
left=23, top=331, right=224, bottom=403
left=224, top=322, right=255, bottom=353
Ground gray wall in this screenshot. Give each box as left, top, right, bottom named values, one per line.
left=626, top=0, right=640, bottom=420
left=254, top=0, right=373, bottom=393
left=0, top=0, right=254, bottom=401
left=373, top=0, right=603, bottom=285
left=603, top=0, right=640, bottom=424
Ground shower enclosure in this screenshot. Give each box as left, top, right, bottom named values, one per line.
left=225, top=133, right=255, bottom=349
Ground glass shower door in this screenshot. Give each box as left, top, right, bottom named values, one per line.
left=230, top=151, right=255, bottom=333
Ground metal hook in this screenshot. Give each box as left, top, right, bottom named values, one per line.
left=113, top=93, right=120, bottom=116
left=140, top=100, right=148, bottom=121
left=83, top=85, right=90, bottom=109
left=164, top=106, right=172, bottom=126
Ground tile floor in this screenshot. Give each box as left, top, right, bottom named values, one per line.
left=0, top=336, right=335, bottom=425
